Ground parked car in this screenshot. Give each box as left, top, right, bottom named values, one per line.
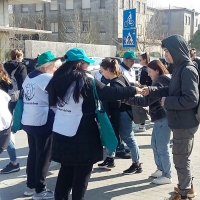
left=22, top=58, right=37, bottom=74
left=88, top=57, right=104, bottom=76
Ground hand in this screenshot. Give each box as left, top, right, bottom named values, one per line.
left=142, top=87, right=149, bottom=96
left=161, top=97, right=166, bottom=106
left=136, top=87, right=144, bottom=95
left=134, top=81, right=142, bottom=88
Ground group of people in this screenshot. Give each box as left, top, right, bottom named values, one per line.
left=0, top=34, right=199, bottom=200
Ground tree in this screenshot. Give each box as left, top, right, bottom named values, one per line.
left=189, top=30, right=200, bottom=52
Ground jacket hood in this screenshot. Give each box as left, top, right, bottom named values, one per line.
left=162, top=35, right=191, bottom=67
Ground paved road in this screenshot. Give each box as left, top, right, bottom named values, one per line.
left=0, top=122, right=200, bottom=200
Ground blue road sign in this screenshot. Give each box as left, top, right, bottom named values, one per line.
left=122, top=29, right=137, bottom=48
left=123, top=9, right=136, bottom=29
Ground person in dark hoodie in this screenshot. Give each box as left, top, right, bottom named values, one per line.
left=124, top=60, right=172, bottom=185
left=1, top=49, right=27, bottom=174
left=142, top=35, right=199, bottom=200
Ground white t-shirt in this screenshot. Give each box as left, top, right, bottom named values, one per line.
left=120, top=65, right=136, bottom=84
left=0, top=89, right=12, bottom=131
left=21, top=73, right=53, bottom=126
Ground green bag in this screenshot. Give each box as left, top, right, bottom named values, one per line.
left=92, top=79, right=118, bottom=152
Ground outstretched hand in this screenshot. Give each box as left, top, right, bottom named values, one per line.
left=141, top=87, right=150, bottom=96
left=136, top=87, right=144, bottom=95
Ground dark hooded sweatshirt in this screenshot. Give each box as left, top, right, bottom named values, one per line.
left=149, top=35, right=199, bottom=129
left=4, top=60, right=27, bottom=90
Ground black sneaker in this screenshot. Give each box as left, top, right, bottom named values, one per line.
left=125, top=149, right=130, bottom=153
left=0, top=162, right=20, bottom=174
left=98, top=157, right=115, bottom=169
left=116, top=151, right=131, bottom=159
left=123, top=163, right=142, bottom=175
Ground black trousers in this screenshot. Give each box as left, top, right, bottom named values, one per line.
left=0, top=127, right=11, bottom=155
left=26, top=132, right=53, bottom=193
left=55, top=164, right=93, bottom=200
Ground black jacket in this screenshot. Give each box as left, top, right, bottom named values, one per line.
left=149, top=35, right=199, bottom=129
left=194, top=58, right=200, bottom=71
left=4, top=60, right=27, bottom=90
left=49, top=78, right=137, bottom=165
left=124, top=75, right=170, bottom=122
left=0, top=80, right=12, bottom=93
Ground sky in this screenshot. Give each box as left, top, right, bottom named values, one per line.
left=147, top=0, right=200, bottom=12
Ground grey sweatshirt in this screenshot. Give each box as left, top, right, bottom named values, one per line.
left=149, top=35, right=199, bottom=129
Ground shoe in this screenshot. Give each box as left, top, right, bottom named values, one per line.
left=152, top=176, right=172, bottom=185
left=134, top=126, right=146, bottom=132
left=172, top=193, right=189, bottom=200
left=0, top=162, right=20, bottom=174
left=151, top=169, right=162, bottom=178
left=123, top=163, right=142, bottom=175
left=98, top=157, right=115, bottom=169
left=116, top=151, right=131, bottom=159
left=174, top=186, right=197, bottom=198
left=24, top=187, right=35, bottom=196
left=32, top=190, right=54, bottom=200
left=125, top=149, right=130, bottom=153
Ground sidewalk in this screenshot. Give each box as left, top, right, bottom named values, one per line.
left=0, top=123, right=200, bottom=200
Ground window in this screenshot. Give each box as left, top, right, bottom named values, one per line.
left=100, top=0, right=105, bottom=8
left=99, top=20, right=106, bottom=33
left=21, top=4, right=28, bottom=12
left=82, top=21, right=90, bottom=32
left=36, top=3, right=43, bottom=11
left=82, top=0, right=90, bottom=9
left=137, top=1, right=140, bottom=13
left=50, top=0, right=58, bottom=11
left=142, top=3, right=145, bottom=14
left=51, top=22, right=58, bottom=33
left=188, top=16, right=190, bottom=25
left=35, top=20, right=43, bottom=30
left=66, top=0, right=73, bottom=9
left=185, top=15, right=187, bottom=25
left=119, top=0, right=124, bottom=9
left=196, top=19, right=198, bottom=27
left=66, top=21, right=74, bottom=33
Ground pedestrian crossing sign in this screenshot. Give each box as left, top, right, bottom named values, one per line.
left=123, top=29, right=136, bottom=48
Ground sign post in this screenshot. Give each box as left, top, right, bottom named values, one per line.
left=122, top=9, right=137, bottom=48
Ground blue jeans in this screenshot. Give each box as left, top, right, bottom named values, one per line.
left=151, top=118, right=171, bottom=178
left=107, top=111, right=140, bottom=163
left=7, top=139, right=17, bottom=162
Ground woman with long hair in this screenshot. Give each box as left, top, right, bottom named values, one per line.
left=97, top=58, right=142, bottom=174
left=124, top=60, right=172, bottom=185
left=46, top=48, right=140, bottom=200
left=0, top=63, right=12, bottom=92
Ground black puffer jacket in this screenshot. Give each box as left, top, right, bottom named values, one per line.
left=124, top=75, right=170, bottom=122
left=49, top=78, right=137, bottom=165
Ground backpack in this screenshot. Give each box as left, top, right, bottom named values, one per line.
left=8, top=68, right=20, bottom=102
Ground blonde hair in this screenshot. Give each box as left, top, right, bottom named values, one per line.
left=37, top=59, right=62, bottom=73
left=10, top=49, right=23, bottom=60
left=0, top=64, right=12, bottom=84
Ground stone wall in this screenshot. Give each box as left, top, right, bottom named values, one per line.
left=24, top=40, right=117, bottom=58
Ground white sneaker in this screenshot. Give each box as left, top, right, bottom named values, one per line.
left=134, top=126, right=146, bottom=132
left=24, top=187, right=35, bottom=196
left=152, top=176, right=172, bottom=185
left=151, top=169, right=162, bottom=178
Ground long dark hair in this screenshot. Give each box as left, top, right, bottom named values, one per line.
left=147, top=60, right=169, bottom=75
left=47, top=61, right=90, bottom=106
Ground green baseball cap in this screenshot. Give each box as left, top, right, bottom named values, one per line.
left=65, top=48, right=95, bottom=63
left=123, top=50, right=137, bottom=60
left=36, top=51, right=56, bottom=68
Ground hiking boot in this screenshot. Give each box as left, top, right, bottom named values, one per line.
left=172, top=193, right=189, bottom=200
left=151, top=169, right=162, bottom=178
left=0, top=162, right=20, bottom=174
left=32, top=190, right=54, bottom=200
left=152, top=176, right=172, bottom=185
left=24, top=187, right=35, bottom=196
left=174, top=186, right=197, bottom=198
left=123, top=163, right=142, bottom=175
left=98, top=157, right=115, bottom=169
left=116, top=151, right=131, bottom=159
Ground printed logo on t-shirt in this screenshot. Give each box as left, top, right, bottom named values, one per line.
left=24, top=83, right=35, bottom=101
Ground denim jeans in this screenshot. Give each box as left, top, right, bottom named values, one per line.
left=7, top=139, right=17, bottom=162
left=151, top=118, right=171, bottom=178
left=107, top=111, right=140, bottom=163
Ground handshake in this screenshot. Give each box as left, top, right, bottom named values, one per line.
left=135, top=87, right=149, bottom=96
